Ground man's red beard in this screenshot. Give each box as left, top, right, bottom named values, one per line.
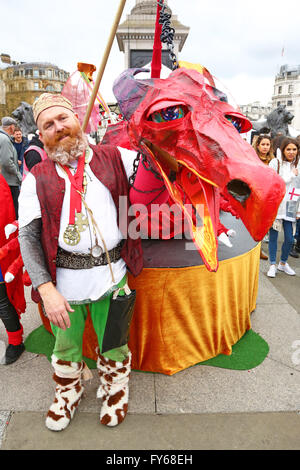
left=44, top=123, right=88, bottom=165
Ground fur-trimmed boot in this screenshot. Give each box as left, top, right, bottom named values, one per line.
left=96, top=350, right=131, bottom=427
left=45, top=354, right=86, bottom=432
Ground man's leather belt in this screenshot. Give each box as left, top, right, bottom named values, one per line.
left=56, top=242, right=123, bottom=269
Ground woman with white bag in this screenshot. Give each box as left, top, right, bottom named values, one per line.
left=267, top=137, right=300, bottom=277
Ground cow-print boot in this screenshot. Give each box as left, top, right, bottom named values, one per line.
left=96, top=350, right=131, bottom=427
left=45, top=354, right=85, bottom=432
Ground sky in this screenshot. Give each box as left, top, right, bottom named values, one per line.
left=1, top=0, right=300, bottom=105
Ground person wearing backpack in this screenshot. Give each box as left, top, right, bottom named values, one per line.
left=23, top=131, right=47, bottom=178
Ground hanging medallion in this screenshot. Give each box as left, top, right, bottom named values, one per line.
left=63, top=224, right=81, bottom=246
left=75, top=212, right=89, bottom=233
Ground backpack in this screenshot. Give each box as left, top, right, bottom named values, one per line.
left=23, top=145, right=47, bottom=180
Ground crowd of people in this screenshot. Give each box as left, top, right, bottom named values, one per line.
left=253, top=132, right=300, bottom=277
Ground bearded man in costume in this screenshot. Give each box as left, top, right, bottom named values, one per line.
left=18, top=93, right=152, bottom=431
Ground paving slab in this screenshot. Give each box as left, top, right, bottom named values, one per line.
left=154, top=358, right=299, bottom=414
left=0, top=411, right=11, bottom=448
left=1, top=411, right=300, bottom=450
left=256, top=270, right=289, bottom=305
left=260, top=239, right=300, bottom=313
left=0, top=340, right=5, bottom=364
left=251, top=304, right=300, bottom=370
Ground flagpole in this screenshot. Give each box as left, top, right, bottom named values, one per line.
left=82, top=0, right=127, bottom=132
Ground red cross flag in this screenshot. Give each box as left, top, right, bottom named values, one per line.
left=288, top=188, right=300, bottom=201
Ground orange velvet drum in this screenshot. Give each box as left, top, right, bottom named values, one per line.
left=38, top=244, right=260, bottom=375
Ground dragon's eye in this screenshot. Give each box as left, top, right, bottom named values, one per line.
left=225, top=115, right=242, bottom=133
left=212, top=87, right=228, bottom=102
left=148, top=105, right=187, bottom=123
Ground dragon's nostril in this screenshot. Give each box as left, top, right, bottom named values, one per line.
left=227, top=179, right=251, bottom=205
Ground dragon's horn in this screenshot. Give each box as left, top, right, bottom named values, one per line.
left=113, top=68, right=153, bottom=120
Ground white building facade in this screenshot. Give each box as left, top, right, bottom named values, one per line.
left=272, top=64, right=300, bottom=130
left=239, top=101, right=272, bottom=121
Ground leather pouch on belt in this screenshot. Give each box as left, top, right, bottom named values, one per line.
left=101, top=283, right=136, bottom=354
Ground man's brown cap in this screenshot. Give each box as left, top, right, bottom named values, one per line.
left=33, top=93, right=74, bottom=123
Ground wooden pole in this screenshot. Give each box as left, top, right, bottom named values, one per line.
left=82, top=0, right=127, bottom=132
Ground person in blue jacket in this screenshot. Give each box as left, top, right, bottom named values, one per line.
left=12, top=127, right=29, bottom=176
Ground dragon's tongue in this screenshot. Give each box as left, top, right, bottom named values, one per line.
left=154, top=160, right=218, bottom=272
left=178, top=167, right=218, bottom=272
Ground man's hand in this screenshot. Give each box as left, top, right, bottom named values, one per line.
left=38, top=282, right=74, bottom=330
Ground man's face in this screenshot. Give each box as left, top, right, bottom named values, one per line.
left=4, top=124, right=15, bottom=136
left=38, top=106, right=82, bottom=153
left=14, top=130, right=22, bottom=142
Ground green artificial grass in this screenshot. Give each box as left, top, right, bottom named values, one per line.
left=25, top=325, right=269, bottom=371
left=199, top=329, right=269, bottom=370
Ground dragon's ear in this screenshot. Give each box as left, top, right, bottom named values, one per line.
left=179, top=61, right=215, bottom=87
left=113, top=68, right=153, bottom=120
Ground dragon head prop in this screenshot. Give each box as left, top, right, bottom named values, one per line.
left=113, top=65, right=285, bottom=271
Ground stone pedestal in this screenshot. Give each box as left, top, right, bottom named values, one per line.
left=116, top=0, right=189, bottom=70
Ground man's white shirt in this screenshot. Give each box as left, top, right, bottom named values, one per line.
left=18, top=146, right=136, bottom=303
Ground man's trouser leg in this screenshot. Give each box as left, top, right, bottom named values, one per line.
left=9, top=185, right=19, bottom=219
left=89, top=291, right=132, bottom=427
left=50, top=275, right=129, bottom=364
left=89, top=276, right=132, bottom=427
